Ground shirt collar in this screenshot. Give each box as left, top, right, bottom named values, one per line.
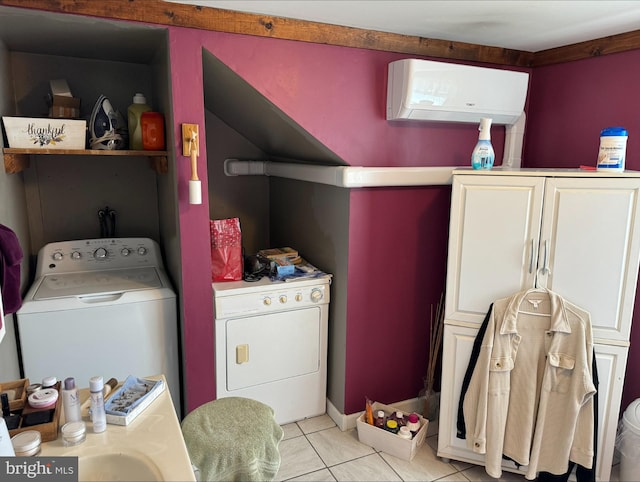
left=500, top=288, right=572, bottom=335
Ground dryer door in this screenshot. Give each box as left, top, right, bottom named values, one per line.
left=223, top=306, right=322, bottom=391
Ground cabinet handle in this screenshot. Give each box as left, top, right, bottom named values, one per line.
left=529, top=238, right=535, bottom=274
left=542, top=240, right=550, bottom=274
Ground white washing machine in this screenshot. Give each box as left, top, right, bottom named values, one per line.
left=213, top=275, right=331, bottom=425
left=16, top=238, right=180, bottom=414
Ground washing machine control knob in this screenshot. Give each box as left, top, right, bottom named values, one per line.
left=137, top=247, right=148, bottom=256
left=295, top=293, right=303, bottom=302
left=310, top=288, right=323, bottom=303
left=71, top=251, right=82, bottom=260
left=121, top=248, right=131, bottom=257
left=279, top=295, right=287, bottom=304
left=93, top=247, right=108, bottom=259
left=52, top=252, right=63, bottom=261
left=263, top=297, right=272, bottom=306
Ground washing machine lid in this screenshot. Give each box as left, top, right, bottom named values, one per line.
left=32, top=267, right=163, bottom=300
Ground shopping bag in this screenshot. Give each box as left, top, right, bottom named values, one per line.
left=210, top=218, right=243, bottom=282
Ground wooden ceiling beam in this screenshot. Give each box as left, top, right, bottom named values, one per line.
left=1, top=0, right=639, bottom=67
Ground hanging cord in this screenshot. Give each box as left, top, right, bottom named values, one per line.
left=98, top=206, right=117, bottom=238
left=98, top=208, right=107, bottom=238
left=108, top=208, right=117, bottom=238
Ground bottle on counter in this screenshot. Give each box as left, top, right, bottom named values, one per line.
left=62, top=377, right=82, bottom=423
left=471, top=117, right=495, bottom=170
left=89, top=376, right=107, bottom=433
left=127, top=93, right=151, bottom=150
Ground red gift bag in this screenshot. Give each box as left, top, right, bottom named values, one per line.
left=210, top=218, right=243, bottom=282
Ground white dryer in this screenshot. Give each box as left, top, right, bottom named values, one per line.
left=213, top=275, right=331, bottom=425
left=16, top=238, right=180, bottom=414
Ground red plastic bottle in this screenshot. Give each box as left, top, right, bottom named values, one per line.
left=141, top=111, right=165, bottom=150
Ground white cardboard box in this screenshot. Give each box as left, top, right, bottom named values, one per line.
left=356, top=401, right=429, bottom=461
left=2, top=116, right=86, bottom=149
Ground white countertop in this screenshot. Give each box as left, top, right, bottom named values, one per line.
left=39, top=375, right=195, bottom=482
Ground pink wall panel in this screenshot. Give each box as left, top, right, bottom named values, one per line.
left=345, top=186, right=450, bottom=413
left=525, top=49, right=640, bottom=412
left=168, top=27, right=216, bottom=411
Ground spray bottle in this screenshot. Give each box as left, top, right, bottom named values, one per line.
left=471, top=118, right=495, bottom=170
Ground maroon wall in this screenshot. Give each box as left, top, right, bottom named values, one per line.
left=170, top=25, right=518, bottom=413
left=526, top=49, right=640, bottom=411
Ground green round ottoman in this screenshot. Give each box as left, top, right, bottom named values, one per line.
left=181, top=397, right=284, bottom=481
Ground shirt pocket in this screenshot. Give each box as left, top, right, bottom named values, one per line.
left=488, top=356, right=514, bottom=394
left=546, top=352, right=575, bottom=393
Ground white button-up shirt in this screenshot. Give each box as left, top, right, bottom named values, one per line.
left=463, top=289, right=596, bottom=480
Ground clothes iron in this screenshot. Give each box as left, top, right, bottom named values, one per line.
left=89, top=95, right=127, bottom=150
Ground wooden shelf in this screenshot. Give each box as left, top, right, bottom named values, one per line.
left=2, top=148, right=169, bottom=174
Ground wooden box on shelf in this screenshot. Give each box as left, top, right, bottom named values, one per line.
left=0, top=378, right=28, bottom=412
left=2, top=116, right=86, bottom=150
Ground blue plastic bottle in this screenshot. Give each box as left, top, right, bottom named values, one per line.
left=471, top=118, right=495, bottom=170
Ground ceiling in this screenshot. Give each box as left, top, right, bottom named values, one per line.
left=167, top=0, right=640, bottom=52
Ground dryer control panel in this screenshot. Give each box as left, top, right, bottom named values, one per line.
left=36, top=238, right=164, bottom=276
left=214, top=282, right=330, bottom=318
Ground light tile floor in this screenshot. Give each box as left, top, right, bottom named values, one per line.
left=276, top=415, right=621, bottom=482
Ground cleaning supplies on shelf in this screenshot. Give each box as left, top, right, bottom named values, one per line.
left=127, top=93, right=151, bottom=150
left=471, top=117, right=495, bottom=170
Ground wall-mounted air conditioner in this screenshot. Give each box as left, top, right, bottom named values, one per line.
left=386, top=59, right=529, bottom=125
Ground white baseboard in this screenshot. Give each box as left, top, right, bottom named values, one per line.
left=327, top=396, right=426, bottom=431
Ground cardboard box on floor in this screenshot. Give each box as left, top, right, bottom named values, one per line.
left=356, top=401, right=429, bottom=461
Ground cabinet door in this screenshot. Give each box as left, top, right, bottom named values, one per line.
left=437, top=324, right=485, bottom=464
left=437, top=324, right=525, bottom=475
left=445, top=175, right=545, bottom=325
left=593, top=344, right=628, bottom=482
left=539, top=178, right=640, bottom=342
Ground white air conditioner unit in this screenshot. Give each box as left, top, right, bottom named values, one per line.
left=386, top=59, right=529, bottom=125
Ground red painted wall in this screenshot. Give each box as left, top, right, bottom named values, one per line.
left=525, top=50, right=640, bottom=412
left=168, top=26, right=523, bottom=414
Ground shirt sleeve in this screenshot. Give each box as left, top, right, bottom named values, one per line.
left=463, top=305, right=496, bottom=455
left=457, top=303, right=493, bottom=440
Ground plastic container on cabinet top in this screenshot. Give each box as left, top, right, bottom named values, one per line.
left=597, top=127, right=628, bottom=172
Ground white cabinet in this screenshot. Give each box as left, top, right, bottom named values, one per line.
left=438, top=169, right=640, bottom=481
left=445, top=172, right=640, bottom=343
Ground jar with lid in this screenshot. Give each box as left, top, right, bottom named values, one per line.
left=62, top=421, right=87, bottom=447
left=11, top=430, right=41, bottom=456
left=42, top=376, right=57, bottom=390
left=397, top=426, right=412, bottom=440
left=384, top=419, right=399, bottom=434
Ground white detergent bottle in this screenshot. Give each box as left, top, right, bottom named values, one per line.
left=471, top=118, right=495, bottom=170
